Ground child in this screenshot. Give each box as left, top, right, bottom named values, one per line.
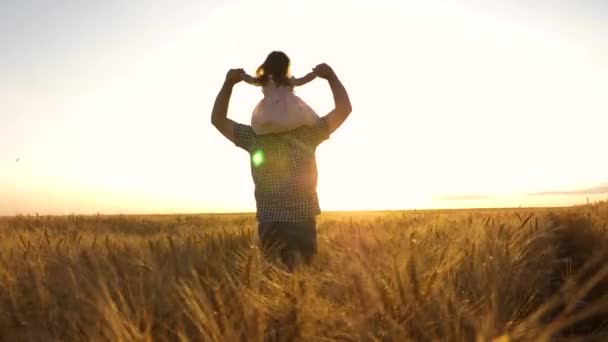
left=241, top=51, right=319, bottom=135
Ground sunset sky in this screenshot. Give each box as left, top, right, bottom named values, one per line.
left=1, top=0, right=607, bottom=215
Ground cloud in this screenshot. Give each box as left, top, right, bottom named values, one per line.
left=434, top=194, right=492, bottom=201
left=529, top=183, right=608, bottom=196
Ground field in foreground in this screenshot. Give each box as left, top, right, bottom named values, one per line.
left=1, top=204, right=608, bottom=341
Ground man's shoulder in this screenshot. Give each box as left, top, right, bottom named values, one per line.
left=249, top=117, right=330, bottom=149
left=232, top=123, right=257, bottom=151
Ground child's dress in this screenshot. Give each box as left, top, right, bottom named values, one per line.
left=251, top=79, right=319, bottom=135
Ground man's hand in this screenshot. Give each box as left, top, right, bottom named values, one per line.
left=313, top=63, right=336, bottom=80
left=212, top=69, right=244, bottom=142
left=225, top=68, right=245, bottom=86
left=313, top=63, right=352, bottom=134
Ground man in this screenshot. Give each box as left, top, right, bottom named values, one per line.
left=211, top=63, right=352, bottom=270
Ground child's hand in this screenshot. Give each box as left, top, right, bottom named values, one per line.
left=291, top=71, right=317, bottom=87
left=241, top=73, right=258, bottom=85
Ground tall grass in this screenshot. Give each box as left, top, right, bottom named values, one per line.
left=0, top=203, right=607, bottom=341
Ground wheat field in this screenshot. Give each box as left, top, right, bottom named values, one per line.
left=1, top=203, right=607, bottom=341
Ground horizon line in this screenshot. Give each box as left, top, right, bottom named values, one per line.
left=1, top=203, right=595, bottom=218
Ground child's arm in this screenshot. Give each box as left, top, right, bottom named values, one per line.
left=241, top=73, right=260, bottom=86
left=290, top=71, right=317, bottom=87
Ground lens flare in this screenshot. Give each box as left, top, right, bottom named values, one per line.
left=252, top=150, right=265, bottom=167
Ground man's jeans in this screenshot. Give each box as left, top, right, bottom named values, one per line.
left=258, top=220, right=317, bottom=271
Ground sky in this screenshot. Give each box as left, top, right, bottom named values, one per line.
left=1, top=0, right=607, bottom=215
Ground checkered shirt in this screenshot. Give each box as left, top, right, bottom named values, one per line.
left=233, top=117, right=331, bottom=222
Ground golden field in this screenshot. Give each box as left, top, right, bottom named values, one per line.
left=1, top=203, right=608, bottom=341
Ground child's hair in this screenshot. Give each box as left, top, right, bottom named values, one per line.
left=255, top=51, right=292, bottom=88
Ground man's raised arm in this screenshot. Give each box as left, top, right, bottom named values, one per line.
left=211, top=69, right=244, bottom=142
left=314, top=64, right=352, bottom=134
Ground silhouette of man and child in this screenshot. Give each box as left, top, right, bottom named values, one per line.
left=211, top=51, right=352, bottom=271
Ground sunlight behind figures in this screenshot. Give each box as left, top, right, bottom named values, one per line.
left=1, top=0, right=607, bottom=340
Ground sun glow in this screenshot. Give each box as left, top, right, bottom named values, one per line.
left=1, top=0, right=607, bottom=215
left=252, top=150, right=265, bottom=168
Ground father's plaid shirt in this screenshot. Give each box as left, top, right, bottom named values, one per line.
left=233, top=117, right=331, bottom=223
